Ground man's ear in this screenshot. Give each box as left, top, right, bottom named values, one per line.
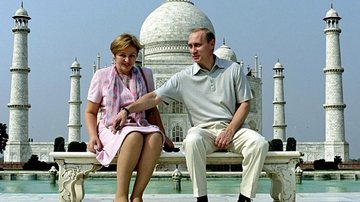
left=210, top=39, right=215, bottom=50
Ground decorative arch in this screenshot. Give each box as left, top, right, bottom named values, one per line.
left=171, top=101, right=184, bottom=113
left=171, top=123, right=184, bottom=142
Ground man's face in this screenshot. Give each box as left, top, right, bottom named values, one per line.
left=188, top=31, right=215, bottom=65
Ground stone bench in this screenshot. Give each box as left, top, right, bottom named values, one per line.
left=50, top=151, right=303, bottom=202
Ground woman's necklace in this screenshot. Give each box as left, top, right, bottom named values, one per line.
left=122, top=75, right=130, bottom=88
left=116, top=67, right=132, bottom=88
left=119, top=73, right=131, bottom=88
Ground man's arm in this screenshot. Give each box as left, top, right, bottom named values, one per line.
left=113, top=91, right=162, bottom=131
left=215, top=100, right=250, bottom=149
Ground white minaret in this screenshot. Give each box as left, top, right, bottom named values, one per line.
left=67, top=58, right=82, bottom=143
left=254, top=55, right=259, bottom=78
left=323, top=6, right=349, bottom=161
left=272, top=60, right=287, bottom=142
left=5, top=3, right=31, bottom=163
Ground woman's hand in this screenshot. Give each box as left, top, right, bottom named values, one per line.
left=87, top=135, right=103, bottom=153
left=112, top=108, right=128, bottom=134
left=163, top=136, right=180, bottom=152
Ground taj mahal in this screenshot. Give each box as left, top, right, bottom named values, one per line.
left=4, top=1, right=349, bottom=164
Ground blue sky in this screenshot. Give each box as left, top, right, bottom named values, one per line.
left=0, top=0, right=359, bottom=159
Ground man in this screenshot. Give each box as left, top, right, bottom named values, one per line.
left=114, top=27, right=269, bottom=202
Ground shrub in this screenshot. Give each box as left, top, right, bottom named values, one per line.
left=0, top=123, right=9, bottom=154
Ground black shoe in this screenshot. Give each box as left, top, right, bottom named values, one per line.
left=163, top=143, right=180, bottom=152
left=238, top=194, right=251, bottom=202
left=196, top=195, right=208, bottom=202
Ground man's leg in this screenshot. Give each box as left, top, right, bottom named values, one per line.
left=182, top=126, right=217, bottom=199
left=229, top=128, right=269, bottom=199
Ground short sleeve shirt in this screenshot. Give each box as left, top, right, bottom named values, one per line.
left=154, top=56, right=253, bottom=127
left=87, top=66, right=155, bottom=122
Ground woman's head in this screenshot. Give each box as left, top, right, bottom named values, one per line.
left=111, top=33, right=144, bottom=74
left=110, top=33, right=144, bottom=55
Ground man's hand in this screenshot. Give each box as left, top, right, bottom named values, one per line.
left=111, top=108, right=128, bottom=134
left=215, top=128, right=234, bottom=150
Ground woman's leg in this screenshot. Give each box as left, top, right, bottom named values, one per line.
left=115, top=132, right=144, bottom=202
left=130, top=132, right=163, bottom=202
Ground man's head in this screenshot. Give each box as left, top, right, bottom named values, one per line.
left=188, top=27, right=216, bottom=70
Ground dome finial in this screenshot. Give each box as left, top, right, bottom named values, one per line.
left=222, top=37, right=226, bottom=45
left=331, top=3, right=333, bottom=9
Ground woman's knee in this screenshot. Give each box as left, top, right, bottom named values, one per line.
left=124, top=132, right=144, bottom=145
left=144, top=132, right=163, bottom=147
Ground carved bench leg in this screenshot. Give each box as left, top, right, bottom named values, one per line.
left=55, top=159, right=102, bottom=202
left=264, top=160, right=298, bottom=202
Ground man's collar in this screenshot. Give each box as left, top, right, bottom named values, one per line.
left=192, top=56, right=225, bottom=75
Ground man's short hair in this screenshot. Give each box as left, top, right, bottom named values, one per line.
left=190, top=27, right=215, bottom=43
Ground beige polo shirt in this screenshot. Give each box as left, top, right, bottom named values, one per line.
left=155, top=57, right=253, bottom=127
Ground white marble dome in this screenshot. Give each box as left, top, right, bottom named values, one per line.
left=273, top=61, right=283, bottom=69
left=214, top=42, right=237, bottom=62
left=140, top=0, right=214, bottom=44
left=140, top=0, right=214, bottom=60
left=71, top=59, right=81, bottom=68
left=14, top=5, right=30, bottom=19
left=324, top=8, right=341, bottom=19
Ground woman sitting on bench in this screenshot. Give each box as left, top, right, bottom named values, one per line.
left=85, top=33, right=174, bottom=202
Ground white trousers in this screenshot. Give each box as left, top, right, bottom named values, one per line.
left=182, top=121, right=269, bottom=198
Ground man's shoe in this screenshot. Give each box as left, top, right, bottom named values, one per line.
left=196, top=195, right=208, bottom=202
left=238, top=194, right=251, bottom=202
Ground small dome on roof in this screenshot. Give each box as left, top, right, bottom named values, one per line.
left=71, top=59, right=81, bottom=68
left=324, top=8, right=341, bottom=20
left=273, top=61, right=283, bottom=69
left=13, top=3, right=31, bottom=19
left=214, top=40, right=237, bottom=62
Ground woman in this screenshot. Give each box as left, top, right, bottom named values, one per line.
left=85, top=33, right=173, bottom=202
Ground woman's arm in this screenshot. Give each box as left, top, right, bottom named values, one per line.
left=84, top=100, right=103, bottom=153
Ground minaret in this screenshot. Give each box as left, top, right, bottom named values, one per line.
left=67, top=58, right=82, bottom=143
left=92, top=53, right=101, bottom=73
left=5, top=3, right=31, bottom=162
left=323, top=6, right=349, bottom=161
left=272, top=60, right=287, bottom=142
left=254, top=55, right=259, bottom=78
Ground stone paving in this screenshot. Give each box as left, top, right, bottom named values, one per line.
left=1, top=193, right=360, bottom=202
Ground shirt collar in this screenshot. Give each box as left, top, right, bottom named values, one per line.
left=192, top=55, right=225, bottom=75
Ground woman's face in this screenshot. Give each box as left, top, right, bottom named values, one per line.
left=113, top=45, right=137, bottom=75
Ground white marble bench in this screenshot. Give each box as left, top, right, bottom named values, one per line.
left=50, top=151, right=303, bottom=202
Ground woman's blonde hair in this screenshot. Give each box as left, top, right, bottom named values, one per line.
left=110, top=33, right=144, bottom=55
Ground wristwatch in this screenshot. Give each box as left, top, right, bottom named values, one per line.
left=121, top=107, right=130, bottom=116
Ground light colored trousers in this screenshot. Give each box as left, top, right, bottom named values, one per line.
left=182, top=121, right=269, bottom=198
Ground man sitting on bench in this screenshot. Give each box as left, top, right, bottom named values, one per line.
left=114, top=27, right=269, bottom=202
